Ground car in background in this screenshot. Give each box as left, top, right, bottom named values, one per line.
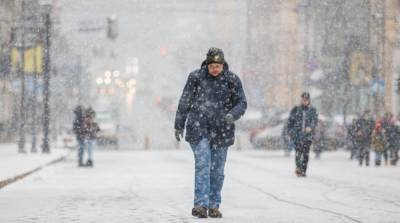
left=250, top=112, right=333, bottom=151
left=249, top=112, right=288, bottom=149
left=96, top=112, right=119, bottom=149
left=250, top=123, right=285, bottom=149
left=237, top=108, right=264, bottom=131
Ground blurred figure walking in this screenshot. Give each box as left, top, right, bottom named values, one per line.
left=347, top=119, right=358, bottom=160
left=82, top=108, right=100, bottom=167
left=381, top=112, right=399, bottom=166
left=73, top=106, right=86, bottom=167
left=287, top=92, right=318, bottom=177
left=371, top=121, right=387, bottom=166
left=354, top=110, right=374, bottom=166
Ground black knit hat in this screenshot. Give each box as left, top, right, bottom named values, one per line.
left=301, top=92, right=310, bottom=99
left=206, top=47, right=225, bottom=65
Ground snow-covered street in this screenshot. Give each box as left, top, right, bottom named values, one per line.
left=0, top=149, right=399, bottom=223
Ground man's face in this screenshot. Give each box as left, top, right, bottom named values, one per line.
left=302, top=97, right=310, bottom=106
left=207, top=63, right=224, bottom=77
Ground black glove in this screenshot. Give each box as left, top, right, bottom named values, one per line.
left=175, top=129, right=183, bottom=142
left=225, top=114, right=235, bottom=124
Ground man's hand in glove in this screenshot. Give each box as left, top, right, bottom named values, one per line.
left=175, top=129, right=184, bottom=142
left=225, top=114, right=235, bottom=124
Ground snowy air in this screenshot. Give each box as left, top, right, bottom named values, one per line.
left=0, top=0, right=399, bottom=222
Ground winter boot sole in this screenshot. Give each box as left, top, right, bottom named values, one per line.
left=192, top=207, right=208, bottom=218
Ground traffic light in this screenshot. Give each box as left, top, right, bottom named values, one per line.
left=107, top=15, right=118, bottom=40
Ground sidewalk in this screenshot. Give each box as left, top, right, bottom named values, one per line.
left=0, top=143, right=71, bottom=189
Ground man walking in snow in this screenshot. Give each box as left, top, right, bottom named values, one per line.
left=287, top=92, right=318, bottom=177
left=381, top=112, right=399, bottom=166
left=73, top=105, right=86, bottom=167
left=174, top=47, right=247, bottom=218
left=354, top=110, right=374, bottom=166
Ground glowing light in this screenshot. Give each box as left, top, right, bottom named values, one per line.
left=105, top=70, right=112, bottom=78
left=96, top=77, right=103, bottom=85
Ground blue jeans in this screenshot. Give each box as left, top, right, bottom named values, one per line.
left=78, top=139, right=95, bottom=162
left=78, top=139, right=85, bottom=163
left=190, top=138, right=228, bottom=209
left=85, top=139, right=95, bottom=161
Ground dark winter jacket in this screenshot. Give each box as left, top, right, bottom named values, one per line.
left=174, top=61, right=247, bottom=148
left=354, top=118, right=374, bottom=144
left=287, top=105, right=318, bottom=143
left=73, top=110, right=85, bottom=141
left=83, top=118, right=101, bottom=140
left=382, top=121, right=400, bottom=148
left=347, top=121, right=357, bottom=143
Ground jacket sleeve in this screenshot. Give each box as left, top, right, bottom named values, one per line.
left=174, top=72, right=198, bottom=131
left=228, top=76, right=247, bottom=120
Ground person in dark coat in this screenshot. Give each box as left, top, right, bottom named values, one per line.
left=287, top=92, right=318, bottom=177
left=347, top=119, right=358, bottom=160
left=82, top=109, right=100, bottom=167
left=174, top=47, right=247, bottom=218
left=381, top=112, right=399, bottom=166
left=313, top=120, right=326, bottom=159
left=73, top=105, right=86, bottom=167
left=354, top=110, right=375, bottom=166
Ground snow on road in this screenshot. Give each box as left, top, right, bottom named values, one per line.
left=0, top=149, right=399, bottom=223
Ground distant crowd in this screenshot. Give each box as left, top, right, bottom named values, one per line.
left=347, top=110, right=399, bottom=166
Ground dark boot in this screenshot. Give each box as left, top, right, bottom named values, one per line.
left=86, top=160, right=93, bottom=167
left=208, top=208, right=223, bottom=218
left=192, top=207, right=207, bottom=218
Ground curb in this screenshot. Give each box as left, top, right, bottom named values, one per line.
left=0, top=152, right=71, bottom=190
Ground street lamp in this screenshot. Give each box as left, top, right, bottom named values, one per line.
left=40, top=0, right=52, bottom=153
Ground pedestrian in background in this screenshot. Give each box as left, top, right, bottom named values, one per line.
left=371, top=121, right=387, bottom=166
left=82, top=108, right=100, bottom=167
left=354, top=110, right=374, bottom=166
left=287, top=92, right=318, bottom=177
left=382, top=112, right=399, bottom=166
left=347, top=119, right=358, bottom=160
left=73, top=105, right=86, bottom=167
